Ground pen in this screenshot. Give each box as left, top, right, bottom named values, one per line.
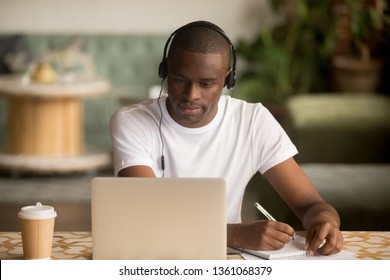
left=254, top=202, right=276, bottom=221
left=254, top=202, right=295, bottom=240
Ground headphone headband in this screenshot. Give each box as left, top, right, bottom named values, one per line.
left=158, top=20, right=237, bottom=89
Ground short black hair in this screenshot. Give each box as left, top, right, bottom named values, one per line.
left=168, top=26, right=231, bottom=70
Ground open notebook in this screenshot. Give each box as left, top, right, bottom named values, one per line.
left=231, top=236, right=356, bottom=260
left=239, top=238, right=306, bottom=260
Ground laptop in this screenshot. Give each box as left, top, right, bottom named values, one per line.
left=91, top=177, right=226, bottom=260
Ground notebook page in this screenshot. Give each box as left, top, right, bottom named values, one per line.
left=243, top=239, right=306, bottom=260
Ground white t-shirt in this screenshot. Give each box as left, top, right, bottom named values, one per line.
left=110, top=94, right=298, bottom=223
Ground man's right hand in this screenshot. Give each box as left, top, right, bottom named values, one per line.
left=227, top=220, right=295, bottom=251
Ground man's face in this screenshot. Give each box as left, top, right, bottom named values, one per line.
left=166, top=48, right=229, bottom=128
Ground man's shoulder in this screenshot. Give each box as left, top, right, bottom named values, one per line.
left=111, top=98, right=159, bottom=123
left=118, top=98, right=157, bottom=113
left=221, top=95, right=265, bottom=112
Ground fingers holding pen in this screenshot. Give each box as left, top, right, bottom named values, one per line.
left=253, top=202, right=295, bottom=248
left=233, top=220, right=295, bottom=251
left=255, top=220, right=296, bottom=250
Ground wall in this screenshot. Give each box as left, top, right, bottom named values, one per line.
left=0, top=0, right=275, bottom=42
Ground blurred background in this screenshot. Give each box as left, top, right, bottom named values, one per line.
left=0, top=0, right=389, bottom=232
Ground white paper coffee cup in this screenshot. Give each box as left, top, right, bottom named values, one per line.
left=18, top=202, right=57, bottom=260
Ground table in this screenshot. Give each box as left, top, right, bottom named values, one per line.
left=0, top=231, right=389, bottom=260
left=0, top=75, right=111, bottom=173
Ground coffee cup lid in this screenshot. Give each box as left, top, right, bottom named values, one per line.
left=18, top=202, right=57, bottom=220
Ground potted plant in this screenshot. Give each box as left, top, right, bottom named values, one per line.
left=331, top=0, right=390, bottom=93
left=233, top=0, right=335, bottom=106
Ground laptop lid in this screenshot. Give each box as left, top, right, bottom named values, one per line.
left=91, top=177, right=226, bottom=260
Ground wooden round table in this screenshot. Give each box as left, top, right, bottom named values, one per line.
left=0, top=75, right=111, bottom=174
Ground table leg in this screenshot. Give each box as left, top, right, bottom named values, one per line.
left=7, top=96, right=83, bottom=156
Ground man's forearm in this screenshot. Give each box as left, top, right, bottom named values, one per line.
left=227, top=224, right=241, bottom=248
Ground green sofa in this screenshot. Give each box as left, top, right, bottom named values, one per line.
left=286, top=94, right=390, bottom=163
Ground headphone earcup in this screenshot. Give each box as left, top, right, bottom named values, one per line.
left=225, top=71, right=236, bottom=89
left=158, top=60, right=168, bottom=79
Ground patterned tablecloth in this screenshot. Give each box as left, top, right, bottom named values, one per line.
left=0, top=231, right=389, bottom=260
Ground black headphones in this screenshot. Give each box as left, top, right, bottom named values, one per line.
left=158, top=20, right=237, bottom=89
